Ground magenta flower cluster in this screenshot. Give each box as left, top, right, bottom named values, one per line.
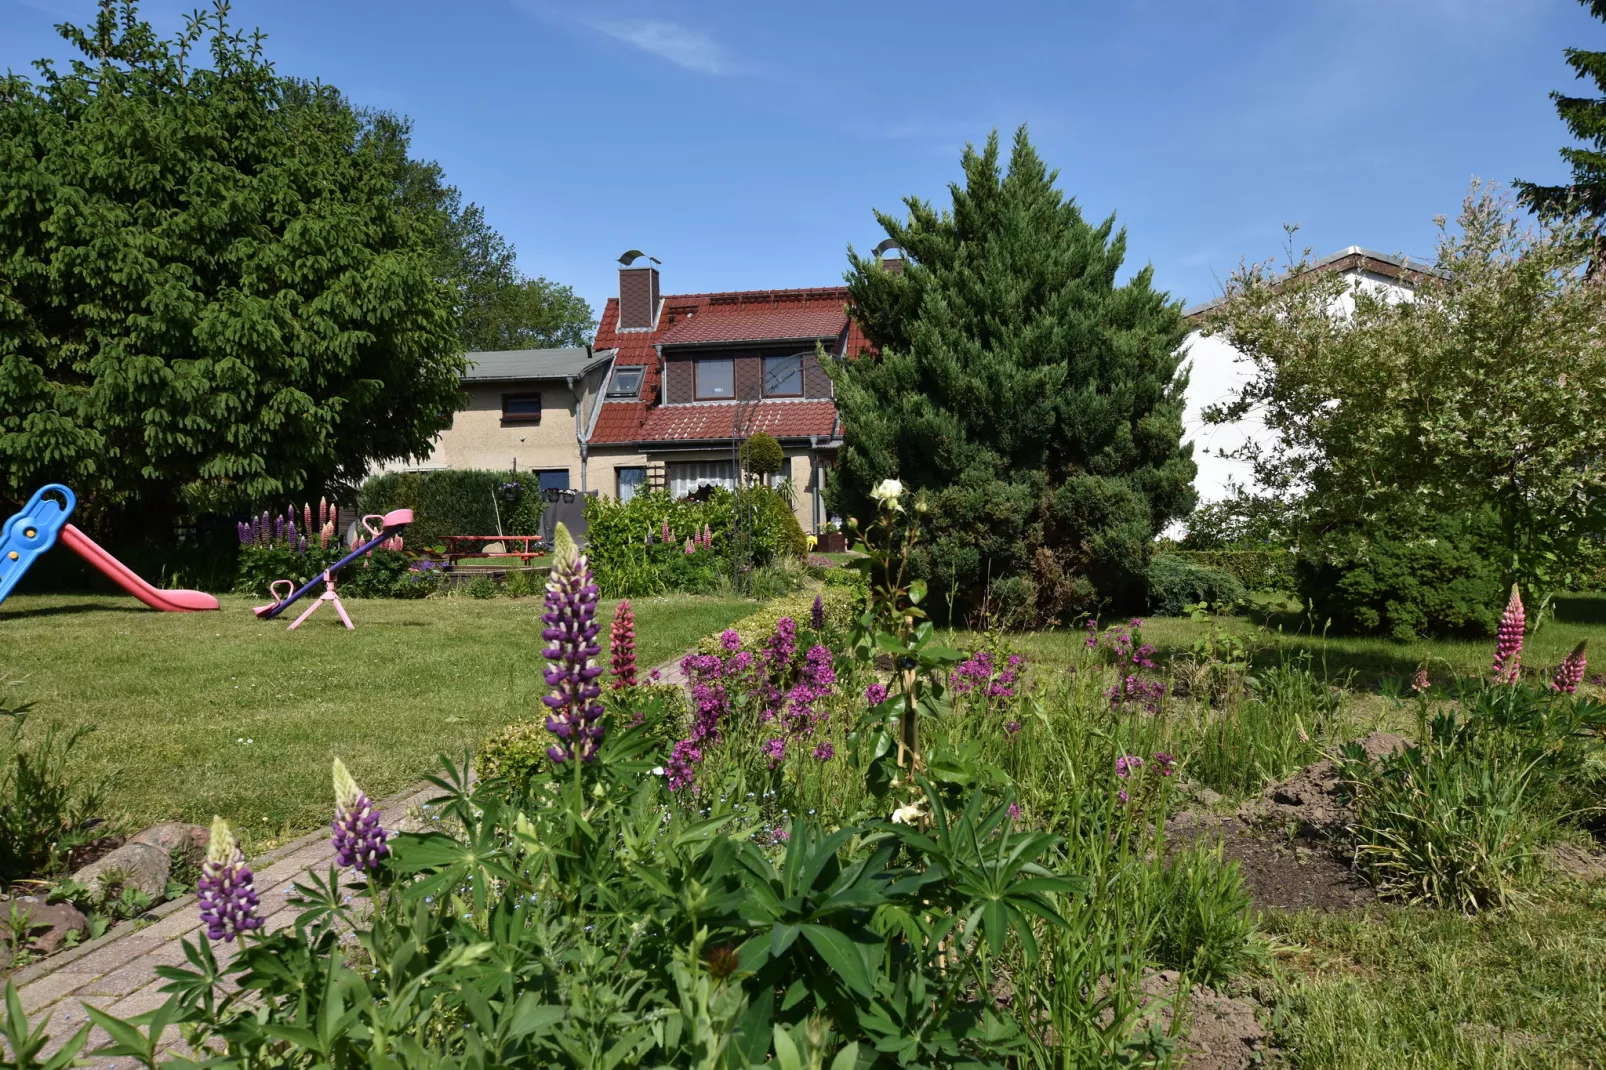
left=1108, top=674, right=1167, bottom=713
left=666, top=631, right=751, bottom=790
left=952, top=650, right=1025, bottom=700
left=1112, top=751, right=1176, bottom=804
left=1552, top=641, right=1588, bottom=694
left=1493, top=585, right=1525, bottom=685
left=866, top=682, right=889, bottom=705
left=759, top=622, right=837, bottom=768
left=541, top=527, right=605, bottom=763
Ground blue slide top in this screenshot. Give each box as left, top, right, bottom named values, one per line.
left=0, top=484, right=76, bottom=606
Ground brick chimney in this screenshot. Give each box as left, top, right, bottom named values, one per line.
left=617, top=250, right=661, bottom=330
left=872, top=238, right=904, bottom=276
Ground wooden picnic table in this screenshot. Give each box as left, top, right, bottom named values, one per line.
left=443, top=534, right=548, bottom=566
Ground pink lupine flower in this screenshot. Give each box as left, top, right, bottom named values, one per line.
left=1411, top=666, right=1430, bottom=694
left=1552, top=641, right=1588, bottom=694
left=1493, top=585, right=1525, bottom=684
left=610, top=599, right=638, bottom=689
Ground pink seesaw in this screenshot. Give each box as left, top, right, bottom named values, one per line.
left=253, top=508, right=412, bottom=630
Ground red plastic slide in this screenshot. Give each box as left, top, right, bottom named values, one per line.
left=58, top=524, right=220, bottom=612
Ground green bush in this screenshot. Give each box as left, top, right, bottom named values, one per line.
left=466, top=574, right=499, bottom=599
left=1146, top=554, right=1247, bottom=616
left=740, top=433, right=783, bottom=478
left=1165, top=547, right=1295, bottom=593
left=234, top=546, right=445, bottom=599
left=358, top=470, right=545, bottom=550
left=1297, top=512, right=1503, bottom=640
left=699, top=586, right=860, bottom=653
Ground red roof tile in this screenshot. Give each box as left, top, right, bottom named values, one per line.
left=658, top=302, right=848, bottom=347
left=589, top=284, right=857, bottom=446
left=637, top=401, right=839, bottom=443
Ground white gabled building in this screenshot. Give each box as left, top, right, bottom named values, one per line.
left=1177, top=246, right=1447, bottom=509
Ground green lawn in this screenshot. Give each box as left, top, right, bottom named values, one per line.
left=0, top=592, right=752, bottom=852
left=969, top=592, right=1606, bottom=691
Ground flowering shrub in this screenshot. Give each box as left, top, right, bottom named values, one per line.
left=232, top=500, right=443, bottom=599
left=1086, top=618, right=1167, bottom=713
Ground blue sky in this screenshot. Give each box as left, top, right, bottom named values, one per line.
left=2, top=0, right=1600, bottom=318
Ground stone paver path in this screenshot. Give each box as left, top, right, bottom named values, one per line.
left=10, top=782, right=437, bottom=1067
left=8, top=652, right=692, bottom=1066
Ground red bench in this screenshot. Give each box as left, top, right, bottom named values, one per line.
left=443, top=535, right=548, bottom=567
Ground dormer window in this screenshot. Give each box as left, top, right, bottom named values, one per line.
left=695, top=358, right=735, bottom=399
left=607, top=366, right=645, bottom=399
left=764, top=354, right=804, bottom=397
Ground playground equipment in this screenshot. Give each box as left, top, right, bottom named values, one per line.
left=253, top=509, right=413, bottom=629
left=0, top=485, right=219, bottom=612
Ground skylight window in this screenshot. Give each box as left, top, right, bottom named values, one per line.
left=607, top=366, right=645, bottom=399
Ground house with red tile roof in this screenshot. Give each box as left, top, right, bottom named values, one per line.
left=579, top=253, right=866, bottom=533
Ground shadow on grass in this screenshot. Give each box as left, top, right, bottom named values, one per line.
left=0, top=602, right=150, bottom=620
left=1552, top=593, right=1606, bottom=626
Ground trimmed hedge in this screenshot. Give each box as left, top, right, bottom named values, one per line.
left=697, top=586, right=862, bottom=654
left=1146, top=554, right=1247, bottom=616
left=357, top=470, right=544, bottom=551
left=1165, top=547, right=1295, bottom=593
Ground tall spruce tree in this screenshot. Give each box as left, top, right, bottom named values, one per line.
left=1517, top=0, right=1606, bottom=247
left=829, top=128, right=1195, bottom=621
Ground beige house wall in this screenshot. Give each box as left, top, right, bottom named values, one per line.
left=583, top=446, right=822, bottom=535
left=379, top=381, right=584, bottom=482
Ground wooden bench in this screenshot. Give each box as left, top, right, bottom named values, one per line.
left=443, top=535, right=548, bottom=567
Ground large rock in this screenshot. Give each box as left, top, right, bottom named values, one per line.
left=71, top=842, right=172, bottom=903
left=131, top=822, right=209, bottom=862
left=0, top=899, right=88, bottom=956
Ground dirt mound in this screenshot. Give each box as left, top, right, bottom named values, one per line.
left=1168, top=811, right=1374, bottom=912
left=1138, top=970, right=1269, bottom=1070
left=1244, top=731, right=1409, bottom=832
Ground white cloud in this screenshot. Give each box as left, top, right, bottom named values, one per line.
left=588, top=18, right=734, bottom=75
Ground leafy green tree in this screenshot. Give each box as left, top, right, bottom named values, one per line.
left=1517, top=0, right=1606, bottom=254
left=365, top=113, right=595, bottom=351
left=828, top=128, right=1196, bottom=619
left=0, top=1, right=465, bottom=526
left=1202, top=183, right=1606, bottom=614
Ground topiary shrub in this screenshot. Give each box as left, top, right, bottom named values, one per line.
left=1147, top=554, right=1247, bottom=616
left=475, top=720, right=549, bottom=787
left=740, top=433, right=783, bottom=479
left=1297, top=512, right=1503, bottom=640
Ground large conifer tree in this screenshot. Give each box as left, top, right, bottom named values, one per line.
left=1517, top=0, right=1606, bottom=246
left=828, top=128, right=1195, bottom=621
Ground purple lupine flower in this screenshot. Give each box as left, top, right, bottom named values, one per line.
left=331, top=759, right=389, bottom=871
left=273, top=514, right=283, bottom=541
left=1552, top=641, right=1588, bottom=694
left=197, top=817, right=262, bottom=943
left=1493, top=585, right=1525, bottom=684
left=258, top=512, right=271, bottom=546
left=285, top=519, right=298, bottom=548
left=541, top=524, right=605, bottom=763
left=810, top=593, right=825, bottom=631
left=866, top=683, right=889, bottom=705
left=812, top=741, right=835, bottom=761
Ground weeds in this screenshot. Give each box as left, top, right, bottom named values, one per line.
left=0, top=698, right=102, bottom=887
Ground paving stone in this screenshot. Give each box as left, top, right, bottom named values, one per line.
left=79, top=942, right=189, bottom=997
left=63, top=931, right=172, bottom=977
left=19, top=970, right=98, bottom=1013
